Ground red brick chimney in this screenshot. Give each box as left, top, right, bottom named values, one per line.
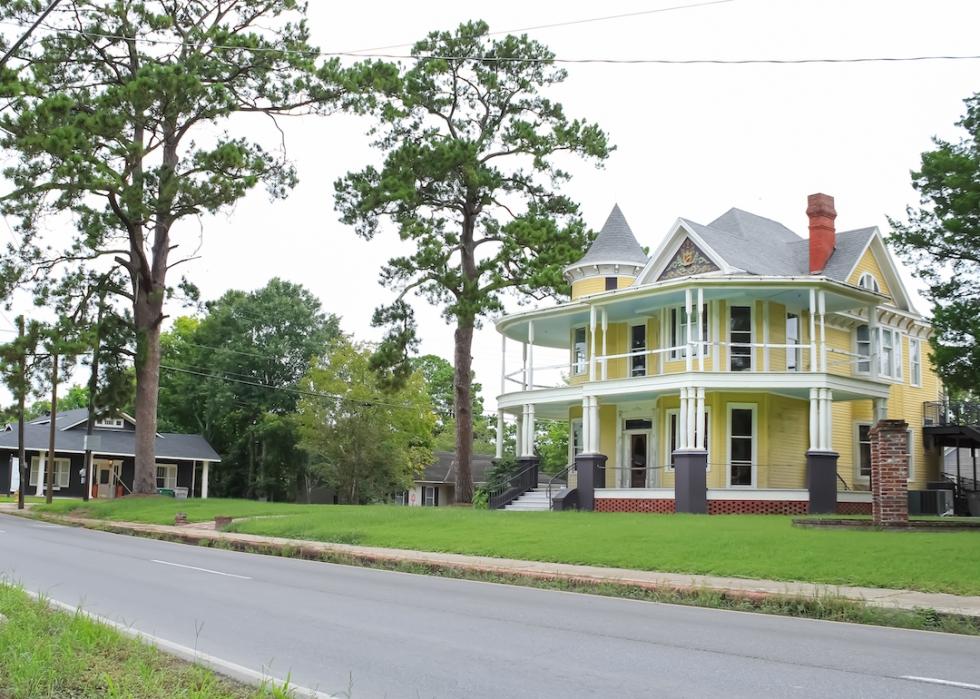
left=807, top=193, right=836, bottom=274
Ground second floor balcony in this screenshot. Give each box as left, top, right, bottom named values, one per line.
left=495, top=276, right=921, bottom=398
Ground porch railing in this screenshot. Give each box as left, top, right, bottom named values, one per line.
left=547, top=462, right=573, bottom=510
left=924, top=401, right=980, bottom=427
left=487, top=462, right=539, bottom=510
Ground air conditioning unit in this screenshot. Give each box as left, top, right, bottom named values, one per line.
left=909, top=489, right=953, bottom=515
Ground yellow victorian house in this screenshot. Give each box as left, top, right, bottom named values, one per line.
left=493, top=194, right=943, bottom=514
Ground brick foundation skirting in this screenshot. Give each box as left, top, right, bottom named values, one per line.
left=595, top=498, right=873, bottom=515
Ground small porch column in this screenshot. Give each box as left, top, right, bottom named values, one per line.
left=495, top=410, right=505, bottom=459
left=874, top=397, right=888, bottom=422
left=527, top=321, right=535, bottom=390
left=696, top=288, right=705, bottom=372
left=601, top=309, right=608, bottom=380
left=500, top=334, right=506, bottom=396
left=522, top=404, right=536, bottom=457
left=685, top=387, right=696, bottom=450
left=685, top=288, right=694, bottom=372
left=201, top=461, right=210, bottom=499
left=678, top=387, right=689, bottom=450
left=806, top=387, right=839, bottom=514
left=808, top=289, right=818, bottom=373
left=589, top=306, right=597, bottom=381
left=818, top=290, right=828, bottom=372
left=35, top=451, right=46, bottom=497
left=695, top=387, right=706, bottom=450
left=763, top=301, right=770, bottom=372
left=675, top=385, right=707, bottom=513
left=576, top=394, right=605, bottom=511
left=522, top=341, right=528, bottom=389
left=191, top=459, right=197, bottom=498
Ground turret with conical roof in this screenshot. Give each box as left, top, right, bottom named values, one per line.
left=565, top=204, right=647, bottom=299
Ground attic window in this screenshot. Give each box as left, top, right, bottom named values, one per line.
left=858, top=273, right=880, bottom=293
left=96, top=417, right=125, bottom=429
left=604, top=277, right=617, bottom=291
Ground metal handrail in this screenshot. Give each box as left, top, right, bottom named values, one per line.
left=547, top=462, right=573, bottom=510
left=487, top=462, right=539, bottom=510
left=836, top=472, right=850, bottom=491
left=924, top=401, right=980, bottom=427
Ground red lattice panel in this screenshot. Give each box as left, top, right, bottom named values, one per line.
left=708, top=499, right=809, bottom=515
left=596, top=498, right=675, bottom=513
left=836, top=501, right=872, bottom=515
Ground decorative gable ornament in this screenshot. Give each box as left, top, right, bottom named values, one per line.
left=658, top=238, right=719, bottom=281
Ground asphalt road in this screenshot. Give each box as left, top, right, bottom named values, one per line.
left=2, top=514, right=979, bottom=698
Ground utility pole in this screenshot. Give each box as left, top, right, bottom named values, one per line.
left=45, top=350, right=58, bottom=505
left=82, top=288, right=106, bottom=502
left=16, top=316, right=26, bottom=511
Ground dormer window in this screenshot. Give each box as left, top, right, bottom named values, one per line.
left=858, top=273, right=880, bottom=292
left=96, top=417, right=125, bottom=429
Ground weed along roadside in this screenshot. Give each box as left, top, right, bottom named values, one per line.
left=17, top=499, right=980, bottom=635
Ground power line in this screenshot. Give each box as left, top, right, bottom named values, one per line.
left=344, top=0, right=738, bottom=53
left=2, top=19, right=977, bottom=66
left=0, top=0, right=62, bottom=68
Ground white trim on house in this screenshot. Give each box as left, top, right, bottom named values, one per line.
left=854, top=421, right=874, bottom=483
left=29, top=456, right=70, bottom=489
left=155, top=463, right=178, bottom=490
left=841, top=231, right=915, bottom=313
left=59, top=411, right=138, bottom=431
left=636, top=219, right=739, bottom=283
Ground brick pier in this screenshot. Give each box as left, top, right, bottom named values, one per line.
left=870, top=419, right=909, bottom=526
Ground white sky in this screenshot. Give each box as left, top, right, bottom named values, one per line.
left=3, top=0, right=980, bottom=410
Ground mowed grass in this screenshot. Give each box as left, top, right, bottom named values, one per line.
left=33, top=497, right=980, bottom=595
left=0, top=585, right=286, bottom=698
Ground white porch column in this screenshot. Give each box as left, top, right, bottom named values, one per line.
left=685, top=288, right=693, bottom=372
left=868, top=306, right=880, bottom=380
left=495, top=410, right=505, bottom=458
left=35, top=451, right=46, bottom=497
left=601, top=309, right=608, bottom=380
left=694, top=286, right=705, bottom=371
left=519, top=405, right=528, bottom=456
left=191, top=459, right=197, bottom=498
left=808, top=388, right=819, bottom=452
left=527, top=321, right=535, bottom=390
left=818, top=290, right=827, bottom=373
left=515, top=415, right=523, bottom=457
left=527, top=404, right=536, bottom=457
left=678, top=387, right=689, bottom=450
left=808, top=289, right=818, bottom=373
left=522, top=342, right=528, bottom=390
left=589, top=306, right=597, bottom=381
left=686, top=387, right=697, bottom=449
left=762, top=301, right=770, bottom=372
left=201, top=461, right=210, bottom=499
left=581, top=397, right=591, bottom=455
left=874, top=397, right=888, bottom=422
left=695, top=387, right=706, bottom=450
left=500, top=334, right=506, bottom=396
left=590, top=397, right=600, bottom=454
left=820, top=388, right=833, bottom=451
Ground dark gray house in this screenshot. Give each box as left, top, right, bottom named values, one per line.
left=410, top=451, right=494, bottom=506
left=0, top=408, right=220, bottom=499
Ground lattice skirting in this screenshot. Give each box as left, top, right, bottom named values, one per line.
left=595, top=499, right=873, bottom=515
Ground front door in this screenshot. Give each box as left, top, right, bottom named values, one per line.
left=623, top=431, right=654, bottom=487
left=95, top=461, right=119, bottom=499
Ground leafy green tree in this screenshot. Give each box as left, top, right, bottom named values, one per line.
left=890, top=93, right=980, bottom=393
left=295, top=340, right=434, bottom=504
left=411, top=353, right=495, bottom=453
left=336, top=21, right=612, bottom=502
left=535, top=420, right=570, bottom=474
left=158, top=279, right=341, bottom=500
left=26, top=385, right=88, bottom=420
left=0, top=1, right=341, bottom=493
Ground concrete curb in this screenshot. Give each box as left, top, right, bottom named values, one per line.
left=12, top=510, right=980, bottom=619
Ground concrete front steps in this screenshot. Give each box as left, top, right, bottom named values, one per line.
left=503, top=488, right=554, bottom=512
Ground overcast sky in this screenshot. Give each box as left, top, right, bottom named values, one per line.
left=4, top=0, right=980, bottom=411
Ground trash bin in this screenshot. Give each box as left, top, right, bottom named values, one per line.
left=157, top=488, right=175, bottom=498
left=174, top=487, right=189, bottom=500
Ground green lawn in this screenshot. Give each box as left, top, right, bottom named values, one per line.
left=33, top=497, right=980, bottom=596
left=0, top=495, right=46, bottom=504
left=0, top=585, right=288, bottom=698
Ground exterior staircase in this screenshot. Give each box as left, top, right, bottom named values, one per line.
left=503, top=487, right=554, bottom=511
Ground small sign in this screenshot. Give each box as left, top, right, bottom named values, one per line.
left=83, top=435, right=102, bottom=451
left=10, top=457, right=19, bottom=492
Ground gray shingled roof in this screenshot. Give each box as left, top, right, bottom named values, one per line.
left=681, top=208, right=878, bottom=282
left=575, top=204, right=648, bottom=266
left=1, top=408, right=220, bottom=461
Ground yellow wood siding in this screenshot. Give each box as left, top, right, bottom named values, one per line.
left=848, top=247, right=892, bottom=299
left=570, top=276, right=635, bottom=300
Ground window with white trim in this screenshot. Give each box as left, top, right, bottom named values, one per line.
left=155, top=464, right=178, bottom=490
left=29, top=457, right=71, bottom=489
left=729, top=306, right=752, bottom=372
left=857, top=423, right=873, bottom=479
left=95, top=417, right=125, bottom=429
left=423, top=485, right=438, bottom=506
left=909, top=337, right=921, bottom=386
left=879, top=328, right=902, bottom=380
left=858, top=273, right=880, bottom=292
left=727, top=405, right=755, bottom=486
left=786, top=313, right=802, bottom=372
left=669, top=305, right=709, bottom=359
left=630, top=322, right=647, bottom=377
left=572, top=327, right=587, bottom=375
left=856, top=324, right=871, bottom=373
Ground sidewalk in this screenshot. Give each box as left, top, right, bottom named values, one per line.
left=13, top=510, right=980, bottom=619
